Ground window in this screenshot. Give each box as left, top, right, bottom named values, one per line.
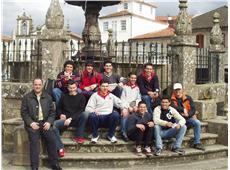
left=139, top=4, right=142, bottom=12
left=123, top=3, right=128, bottom=10
left=121, top=20, right=126, bottom=31
left=103, top=22, right=108, bottom=32
left=196, top=34, right=204, bottom=48
left=151, top=7, right=153, bottom=14
left=22, top=22, right=27, bottom=35
left=112, top=21, right=117, bottom=39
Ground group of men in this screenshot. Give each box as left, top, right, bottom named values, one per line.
left=21, top=60, right=205, bottom=170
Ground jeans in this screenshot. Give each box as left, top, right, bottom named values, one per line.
left=186, top=118, right=201, bottom=144
left=53, top=111, right=90, bottom=150
left=26, top=123, right=58, bottom=169
left=120, top=117, right=128, bottom=136
left=154, top=124, right=187, bottom=149
left=141, top=95, right=153, bottom=114
left=88, top=111, right=120, bottom=138
left=53, top=88, right=82, bottom=107
left=128, top=125, right=153, bottom=146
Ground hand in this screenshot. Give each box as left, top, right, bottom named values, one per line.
left=175, top=124, right=181, bottom=129
left=60, top=114, right=66, bottom=120
left=84, top=86, right=91, bottom=91
left=118, top=82, right=124, bottom=87
left=128, top=107, right=133, bottom=113
left=166, top=122, right=173, bottom=128
left=43, top=122, right=51, bottom=131
left=90, top=84, right=97, bottom=90
left=147, top=91, right=154, bottom=98
left=121, top=109, right=129, bottom=117
left=133, top=106, right=138, bottom=112
left=30, top=122, right=40, bottom=130
left=182, top=110, right=189, bottom=117
left=64, top=118, right=72, bottom=126
left=192, top=114, right=197, bottom=119
left=136, top=124, right=145, bottom=131
left=147, top=121, right=154, bottom=127
left=152, top=92, right=159, bottom=99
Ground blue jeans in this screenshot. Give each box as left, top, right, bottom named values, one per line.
left=186, top=118, right=201, bottom=144
left=88, top=112, right=120, bottom=138
left=120, top=117, right=128, bottom=136
left=154, top=125, right=187, bottom=149
left=53, top=88, right=82, bottom=107
left=141, top=95, right=153, bottom=114
left=53, top=111, right=90, bottom=150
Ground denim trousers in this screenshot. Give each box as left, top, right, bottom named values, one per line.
left=141, top=95, right=153, bottom=114
left=186, top=118, right=201, bottom=144
left=88, top=111, right=120, bottom=138
left=154, top=124, right=187, bottom=149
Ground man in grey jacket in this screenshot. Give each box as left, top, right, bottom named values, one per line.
left=21, top=78, right=62, bottom=170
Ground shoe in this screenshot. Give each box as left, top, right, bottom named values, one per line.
left=51, top=164, right=62, bottom=170
left=172, top=147, right=185, bottom=155
left=136, top=145, right=142, bottom=156
left=194, top=143, right=205, bottom=151
left=74, top=137, right=85, bottom=144
left=144, top=146, right=153, bottom=157
left=58, top=148, right=65, bottom=157
left=31, top=167, right=38, bottom=170
left=154, top=148, right=162, bottom=156
left=91, top=135, right=99, bottom=143
left=121, top=133, right=129, bottom=142
left=107, top=136, right=118, bottom=143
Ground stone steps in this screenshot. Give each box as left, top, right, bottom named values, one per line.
left=42, top=145, right=228, bottom=168
left=60, top=122, right=208, bottom=138
left=60, top=132, right=218, bottom=153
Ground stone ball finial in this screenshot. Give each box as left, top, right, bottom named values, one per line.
left=179, top=0, right=187, bottom=9
left=210, top=12, right=223, bottom=46
left=213, top=12, right=220, bottom=23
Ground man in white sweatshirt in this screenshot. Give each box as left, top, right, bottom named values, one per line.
left=153, top=95, right=187, bottom=156
left=85, top=79, right=127, bottom=143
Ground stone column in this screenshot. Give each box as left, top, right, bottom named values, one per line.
left=209, top=12, right=225, bottom=83
left=39, top=0, right=68, bottom=80
left=170, top=0, right=197, bottom=91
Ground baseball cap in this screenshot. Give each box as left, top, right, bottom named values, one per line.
left=173, top=83, right=182, bottom=90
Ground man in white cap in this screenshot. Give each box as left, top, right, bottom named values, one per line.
left=171, top=83, right=205, bottom=151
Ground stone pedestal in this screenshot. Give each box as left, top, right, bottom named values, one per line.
left=195, top=99, right=217, bottom=120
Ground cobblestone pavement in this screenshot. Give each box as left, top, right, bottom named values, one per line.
left=2, top=153, right=228, bottom=170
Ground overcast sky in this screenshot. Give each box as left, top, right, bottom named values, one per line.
left=1, top=0, right=228, bottom=36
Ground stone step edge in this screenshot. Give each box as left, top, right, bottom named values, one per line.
left=41, top=144, right=227, bottom=160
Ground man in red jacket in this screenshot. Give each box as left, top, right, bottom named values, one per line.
left=79, top=60, right=102, bottom=101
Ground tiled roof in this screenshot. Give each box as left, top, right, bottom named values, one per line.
left=192, top=5, right=228, bottom=29
left=130, top=27, right=174, bottom=40
left=155, top=16, right=177, bottom=21
left=68, top=32, right=82, bottom=39
left=1, top=35, right=13, bottom=42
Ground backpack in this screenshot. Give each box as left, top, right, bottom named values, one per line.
left=43, top=78, right=56, bottom=98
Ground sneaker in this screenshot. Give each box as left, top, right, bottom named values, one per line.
left=144, top=146, right=153, bottom=157
left=107, top=136, right=118, bottom=143
left=172, top=147, right=185, bottom=155
left=194, top=143, right=205, bottom=151
left=136, top=145, right=142, bottom=156
left=58, top=148, right=65, bottom=157
left=121, top=133, right=129, bottom=142
left=91, top=135, right=99, bottom=144
left=73, top=137, right=85, bottom=144
left=154, top=148, right=162, bottom=156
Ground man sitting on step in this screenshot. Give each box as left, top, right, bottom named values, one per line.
left=85, top=79, right=128, bottom=143
left=53, top=80, right=88, bottom=157
left=153, top=95, right=187, bottom=156
left=171, top=83, right=205, bottom=151
left=126, top=101, right=154, bottom=156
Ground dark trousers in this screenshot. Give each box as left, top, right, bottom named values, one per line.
left=26, top=122, right=58, bottom=169
left=128, top=125, right=153, bottom=146
left=88, top=112, right=120, bottom=138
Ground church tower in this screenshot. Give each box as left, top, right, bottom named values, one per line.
left=16, top=11, right=33, bottom=36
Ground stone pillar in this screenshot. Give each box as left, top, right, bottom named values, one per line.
left=209, top=12, right=225, bottom=83
left=170, top=0, right=197, bottom=91
left=39, top=0, right=68, bottom=80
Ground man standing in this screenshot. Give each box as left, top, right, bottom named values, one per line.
left=53, top=60, right=81, bottom=106
left=171, top=83, right=205, bottom=150
left=101, top=60, right=124, bottom=98
left=153, top=95, right=187, bottom=156
left=86, top=79, right=127, bottom=143
left=137, top=63, right=160, bottom=114
left=53, top=80, right=87, bottom=157
left=21, top=78, right=62, bottom=170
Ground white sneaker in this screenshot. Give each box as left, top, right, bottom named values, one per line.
left=91, top=135, right=99, bottom=143
left=107, top=136, right=117, bottom=143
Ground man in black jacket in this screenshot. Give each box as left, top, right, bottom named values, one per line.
left=137, top=63, right=160, bottom=114
left=126, top=101, right=154, bottom=156
left=53, top=79, right=87, bottom=157
left=21, top=78, right=62, bottom=170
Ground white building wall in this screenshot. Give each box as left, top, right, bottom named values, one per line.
left=132, top=2, right=155, bottom=20
left=131, top=16, right=168, bottom=38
